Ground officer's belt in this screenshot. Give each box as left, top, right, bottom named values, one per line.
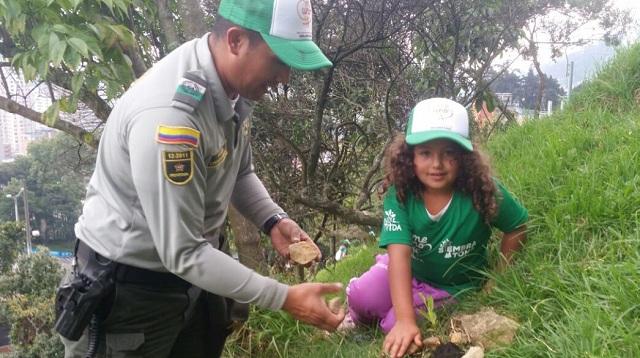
left=76, top=240, right=191, bottom=289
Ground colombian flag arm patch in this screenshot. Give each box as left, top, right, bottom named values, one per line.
left=156, top=125, right=200, bottom=147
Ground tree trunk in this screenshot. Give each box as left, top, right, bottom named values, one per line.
left=532, top=57, right=545, bottom=120
left=155, top=0, right=181, bottom=50
left=178, top=0, right=210, bottom=39
left=228, top=205, right=267, bottom=274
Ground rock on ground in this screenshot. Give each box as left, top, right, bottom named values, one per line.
left=450, top=308, right=519, bottom=349
left=461, top=346, right=484, bottom=358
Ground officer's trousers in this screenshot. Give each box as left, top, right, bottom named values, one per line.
left=61, top=281, right=233, bottom=358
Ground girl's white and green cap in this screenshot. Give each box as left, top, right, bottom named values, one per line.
left=405, top=98, right=473, bottom=151
left=218, top=0, right=332, bottom=71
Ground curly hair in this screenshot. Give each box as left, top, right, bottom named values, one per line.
left=381, top=133, right=499, bottom=223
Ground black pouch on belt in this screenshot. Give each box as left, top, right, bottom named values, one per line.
left=54, top=240, right=116, bottom=341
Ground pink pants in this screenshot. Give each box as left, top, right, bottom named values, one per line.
left=346, top=253, right=453, bottom=333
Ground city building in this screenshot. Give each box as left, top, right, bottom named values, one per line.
left=0, top=78, right=57, bottom=161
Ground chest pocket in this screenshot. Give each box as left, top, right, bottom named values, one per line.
left=207, top=142, right=228, bottom=170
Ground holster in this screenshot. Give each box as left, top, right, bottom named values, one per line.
left=54, top=240, right=116, bottom=341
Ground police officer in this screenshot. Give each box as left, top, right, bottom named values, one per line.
left=58, top=0, right=344, bottom=356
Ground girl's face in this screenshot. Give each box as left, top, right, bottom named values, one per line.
left=412, top=139, right=461, bottom=193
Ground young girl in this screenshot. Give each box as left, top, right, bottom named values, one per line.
left=343, top=98, right=528, bottom=358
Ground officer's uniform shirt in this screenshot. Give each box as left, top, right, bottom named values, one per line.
left=75, top=34, right=288, bottom=310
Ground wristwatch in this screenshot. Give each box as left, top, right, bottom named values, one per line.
left=262, top=212, right=289, bottom=235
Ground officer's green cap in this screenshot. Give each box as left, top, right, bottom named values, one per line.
left=218, top=0, right=333, bottom=71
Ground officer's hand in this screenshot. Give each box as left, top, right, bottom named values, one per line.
left=270, top=218, right=321, bottom=261
left=282, top=282, right=345, bottom=331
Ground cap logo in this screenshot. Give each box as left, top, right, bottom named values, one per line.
left=433, top=104, right=453, bottom=120
left=297, top=0, right=311, bottom=25
left=271, top=0, right=312, bottom=40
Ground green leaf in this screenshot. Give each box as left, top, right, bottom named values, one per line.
left=70, top=0, right=82, bottom=10
left=105, top=80, right=122, bottom=99
left=109, top=62, right=133, bottom=85
left=37, top=58, right=50, bottom=78
left=84, top=72, right=99, bottom=92
left=97, top=64, right=113, bottom=79
left=67, top=37, right=88, bottom=57
left=37, top=34, right=50, bottom=51
left=64, top=47, right=81, bottom=68
left=113, top=0, right=129, bottom=15
left=4, top=0, right=21, bottom=17
left=82, top=132, right=95, bottom=146
left=42, top=101, right=60, bottom=127
left=52, top=24, right=74, bottom=34
left=50, top=40, right=67, bottom=67
left=84, top=37, right=103, bottom=58
left=32, top=26, right=50, bottom=51
left=109, top=24, right=134, bottom=46
left=10, top=52, right=23, bottom=68
left=121, top=53, right=132, bottom=67
left=101, top=0, right=113, bottom=12
left=11, top=13, right=26, bottom=34
left=70, top=73, right=84, bottom=93
left=22, top=64, right=37, bottom=82
left=48, top=32, right=60, bottom=53
left=103, top=27, right=118, bottom=48
left=31, top=24, right=46, bottom=42
left=87, top=24, right=101, bottom=38
left=57, top=0, right=75, bottom=9
left=59, top=96, right=78, bottom=113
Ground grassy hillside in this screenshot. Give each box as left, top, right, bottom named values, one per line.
left=223, top=43, right=640, bottom=357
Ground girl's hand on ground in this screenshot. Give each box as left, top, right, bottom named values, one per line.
left=383, top=321, right=422, bottom=357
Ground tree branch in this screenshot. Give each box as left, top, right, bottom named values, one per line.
left=354, top=141, right=387, bottom=210
left=0, top=95, right=99, bottom=147
left=47, top=68, right=112, bottom=121
left=307, top=66, right=335, bottom=183
left=293, top=194, right=381, bottom=227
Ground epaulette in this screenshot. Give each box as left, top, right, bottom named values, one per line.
left=172, top=71, right=208, bottom=113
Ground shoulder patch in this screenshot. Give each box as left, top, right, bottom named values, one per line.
left=162, top=150, right=194, bottom=185
left=172, top=72, right=208, bottom=113
left=156, top=125, right=200, bottom=147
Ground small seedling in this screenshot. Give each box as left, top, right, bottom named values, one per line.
left=417, top=293, right=438, bottom=330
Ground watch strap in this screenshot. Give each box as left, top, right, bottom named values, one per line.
left=262, top=212, right=289, bottom=235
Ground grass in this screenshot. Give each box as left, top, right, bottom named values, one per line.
left=224, top=244, right=389, bottom=358
left=223, top=44, right=640, bottom=357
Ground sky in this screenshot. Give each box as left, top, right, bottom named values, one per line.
left=496, top=0, right=640, bottom=89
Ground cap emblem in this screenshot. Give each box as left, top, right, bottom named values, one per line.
left=433, top=104, right=454, bottom=120
left=297, top=0, right=312, bottom=25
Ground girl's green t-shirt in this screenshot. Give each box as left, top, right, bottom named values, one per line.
left=379, top=181, right=528, bottom=295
